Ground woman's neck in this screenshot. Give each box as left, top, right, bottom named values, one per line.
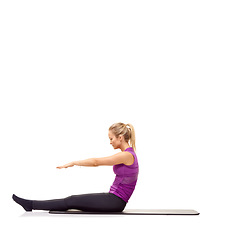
left=120, top=142, right=131, bottom=152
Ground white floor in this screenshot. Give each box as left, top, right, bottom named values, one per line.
left=3, top=204, right=239, bottom=240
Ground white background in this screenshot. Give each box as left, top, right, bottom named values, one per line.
left=1, top=0, right=239, bottom=239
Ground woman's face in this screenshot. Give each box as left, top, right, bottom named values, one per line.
left=108, top=131, right=121, bottom=149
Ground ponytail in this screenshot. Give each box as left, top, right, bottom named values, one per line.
left=126, top=123, right=136, bottom=152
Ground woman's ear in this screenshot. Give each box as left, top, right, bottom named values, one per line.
left=119, top=135, right=123, bottom=142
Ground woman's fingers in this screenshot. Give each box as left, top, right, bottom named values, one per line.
left=56, top=162, right=74, bottom=169
left=56, top=166, right=65, bottom=169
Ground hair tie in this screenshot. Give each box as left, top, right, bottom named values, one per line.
left=126, top=124, right=131, bottom=131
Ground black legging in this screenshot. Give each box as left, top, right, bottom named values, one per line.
left=32, top=193, right=126, bottom=212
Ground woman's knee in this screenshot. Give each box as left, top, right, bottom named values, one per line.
left=64, top=195, right=78, bottom=208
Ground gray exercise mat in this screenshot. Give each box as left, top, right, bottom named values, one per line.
left=49, top=209, right=200, bottom=215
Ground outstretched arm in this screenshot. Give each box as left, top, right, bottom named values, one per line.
left=56, top=152, right=133, bottom=169
left=56, top=158, right=97, bottom=169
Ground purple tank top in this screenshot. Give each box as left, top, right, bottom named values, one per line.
left=109, top=147, right=139, bottom=202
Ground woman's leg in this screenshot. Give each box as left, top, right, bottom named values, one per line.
left=64, top=193, right=126, bottom=212
left=32, top=197, right=68, bottom=211
left=13, top=193, right=126, bottom=212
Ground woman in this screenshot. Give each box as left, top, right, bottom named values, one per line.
left=12, top=122, right=139, bottom=212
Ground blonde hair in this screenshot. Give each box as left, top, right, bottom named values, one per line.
left=109, top=122, right=136, bottom=151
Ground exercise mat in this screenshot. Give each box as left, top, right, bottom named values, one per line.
left=49, top=209, right=200, bottom=215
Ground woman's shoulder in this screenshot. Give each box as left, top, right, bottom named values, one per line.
left=117, top=151, right=134, bottom=166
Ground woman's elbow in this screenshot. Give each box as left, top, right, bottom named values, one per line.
left=93, top=158, right=100, bottom=167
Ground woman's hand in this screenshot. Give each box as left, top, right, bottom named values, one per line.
left=56, top=161, right=75, bottom=169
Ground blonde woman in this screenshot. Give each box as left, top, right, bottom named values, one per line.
left=13, top=123, right=139, bottom=212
